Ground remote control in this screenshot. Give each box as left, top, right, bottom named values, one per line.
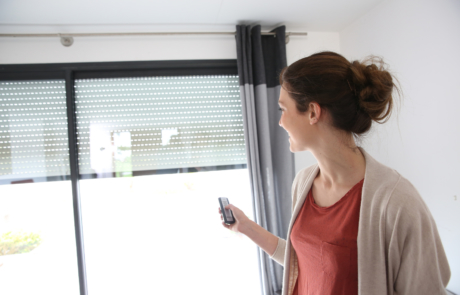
left=218, top=197, right=235, bottom=224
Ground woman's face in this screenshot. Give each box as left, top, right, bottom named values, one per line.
left=278, top=86, right=315, bottom=152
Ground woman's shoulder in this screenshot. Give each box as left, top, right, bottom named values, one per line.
left=362, top=149, right=419, bottom=199
left=361, top=149, right=429, bottom=217
left=369, top=161, right=430, bottom=221
left=370, top=164, right=424, bottom=207
left=387, top=173, right=430, bottom=216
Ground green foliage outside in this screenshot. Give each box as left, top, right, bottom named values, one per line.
left=0, top=231, right=42, bottom=256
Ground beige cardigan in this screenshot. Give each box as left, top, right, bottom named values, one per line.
left=269, top=148, right=451, bottom=295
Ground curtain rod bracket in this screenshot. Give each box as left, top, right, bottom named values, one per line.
left=60, top=35, right=74, bottom=47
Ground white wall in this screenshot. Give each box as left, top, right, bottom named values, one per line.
left=340, top=0, right=460, bottom=292
left=0, top=34, right=237, bottom=64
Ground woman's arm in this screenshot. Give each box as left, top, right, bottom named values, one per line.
left=240, top=219, right=280, bottom=257
left=386, top=185, right=451, bottom=294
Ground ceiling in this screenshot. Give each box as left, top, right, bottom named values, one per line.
left=0, top=0, right=385, bottom=32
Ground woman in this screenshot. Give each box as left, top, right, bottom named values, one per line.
left=218, top=51, right=450, bottom=295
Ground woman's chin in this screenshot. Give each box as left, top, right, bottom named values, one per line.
left=289, top=140, right=305, bottom=153
left=288, top=141, right=297, bottom=153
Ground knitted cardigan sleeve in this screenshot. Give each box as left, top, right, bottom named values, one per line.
left=270, top=237, right=287, bottom=266
left=385, top=176, right=451, bottom=294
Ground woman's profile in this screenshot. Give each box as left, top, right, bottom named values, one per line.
left=218, top=51, right=451, bottom=295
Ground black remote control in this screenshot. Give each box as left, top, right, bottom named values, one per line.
left=218, top=197, right=235, bottom=224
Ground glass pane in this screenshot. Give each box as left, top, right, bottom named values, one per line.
left=0, top=181, right=79, bottom=295
left=0, top=80, right=79, bottom=295
left=80, top=169, right=260, bottom=295
left=75, top=75, right=260, bottom=295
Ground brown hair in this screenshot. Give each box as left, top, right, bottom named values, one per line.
left=279, top=51, right=400, bottom=135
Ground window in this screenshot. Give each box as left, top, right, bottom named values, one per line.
left=0, top=79, right=79, bottom=294
left=0, top=60, right=260, bottom=295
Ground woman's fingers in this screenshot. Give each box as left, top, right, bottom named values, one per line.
left=225, top=204, right=239, bottom=218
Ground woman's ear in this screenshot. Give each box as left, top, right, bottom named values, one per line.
left=309, top=102, right=322, bottom=125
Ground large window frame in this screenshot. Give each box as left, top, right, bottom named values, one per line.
left=0, top=59, right=240, bottom=295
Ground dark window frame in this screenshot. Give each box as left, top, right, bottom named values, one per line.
left=0, top=59, right=241, bottom=295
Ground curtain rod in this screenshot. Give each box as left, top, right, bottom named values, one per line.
left=0, top=31, right=307, bottom=46
left=0, top=31, right=307, bottom=37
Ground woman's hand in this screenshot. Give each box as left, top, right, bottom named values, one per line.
left=218, top=204, right=279, bottom=257
left=218, top=204, right=251, bottom=234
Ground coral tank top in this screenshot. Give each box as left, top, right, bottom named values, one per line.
left=290, top=178, right=364, bottom=295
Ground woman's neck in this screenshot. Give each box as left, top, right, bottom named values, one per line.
left=310, top=134, right=366, bottom=189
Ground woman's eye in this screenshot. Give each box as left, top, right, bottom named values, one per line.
left=278, top=108, right=283, bottom=112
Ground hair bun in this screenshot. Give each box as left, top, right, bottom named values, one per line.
left=349, top=57, right=396, bottom=123
left=279, top=51, right=400, bottom=136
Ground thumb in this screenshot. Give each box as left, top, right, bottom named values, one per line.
left=225, top=204, right=234, bottom=210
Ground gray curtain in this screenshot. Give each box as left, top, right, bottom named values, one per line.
left=236, top=25, right=295, bottom=295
